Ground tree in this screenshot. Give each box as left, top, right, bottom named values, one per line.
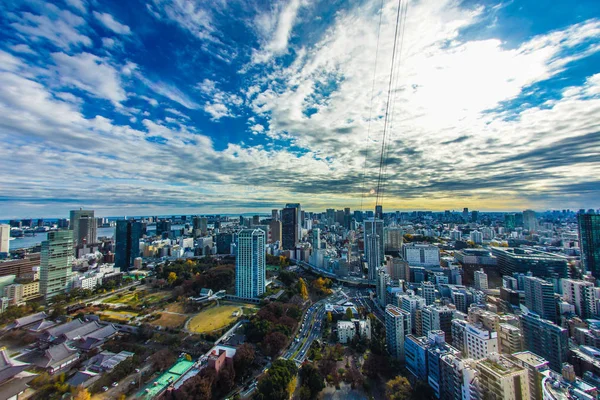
left=345, top=307, right=354, bottom=321
left=167, top=272, right=177, bottom=285
left=298, top=278, right=309, bottom=300
left=300, top=363, right=325, bottom=398
left=327, top=311, right=333, bottom=323
left=385, top=376, right=412, bottom=400
left=262, top=331, right=287, bottom=357
left=233, top=343, right=255, bottom=378
left=72, top=386, right=91, bottom=400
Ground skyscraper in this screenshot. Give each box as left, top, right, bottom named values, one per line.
left=364, top=218, right=384, bottom=262
left=578, top=213, right=600, bottom=281
left=69, top=209, right=97, bottom=246
left=375, top=205, right=383, bottom=220
left=0, top=224, right=9, bottom=254
left=365, top=233, right=381, bottom=281
left=377, top=269, right=390, bottom=307
left=384, top=227, right=403, bottom=252
left=40, top=231, right=73, bottom=299
left=311, top=228, right=321, bottom=250
left=523, top=209, right=537, bottom=232
left=235, top=229, right=266, bottom=299
left=156, top=220, right=172, bottom=238
left=271, top=209, right=279, bottom=221
left=523, top=276, right=557, bottom=323
left=269, top=220, right=282, bottom=246
left=474, top=269, right=489, bottom=290
left=115, top=220, right=143, bottom=271
left=285, top=203, right=302, bottom=238
left=385, top=304, right=411, bottom=361
left=281, top=207, right=298, bottom=250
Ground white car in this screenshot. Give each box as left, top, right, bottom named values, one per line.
left=112, top=382, right=118, bottom=387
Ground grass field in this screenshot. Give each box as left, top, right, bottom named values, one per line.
left=103, top=291, right=171, bottom=307
left=164, top=302, right=186, bottom=314
left=99, top=310, right=138, bottom=322
left=150, top=313, right=187, bottom=328
left=187, top=305, right=241, bottom=334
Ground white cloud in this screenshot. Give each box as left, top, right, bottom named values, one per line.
left=93, top=11, right=131, bottom=35
left=251, top=0, right=306, bottom=64
left=249, top=123, right=265, bottom=134
left=9, top=44, right=36, bottom=55
left=65, top=0, right=87, bottom=14
left=51, top=52, right=127, bottom=105
left=10, top=9, right=91, bottom=50
left=195, top=78, right=242, bottom=120
left=137, top=72, right=200, bottom=109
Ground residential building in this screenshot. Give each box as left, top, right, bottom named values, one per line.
left=69, top=209, right=97, bottom=246
left=235, top=229, right=266, bottom=299
left=384, top=227, right=403, bottom=252
left=399, top=294, right=426, bottom=333
left=216, top=233, right=234, bottom=254
left=464, top=322, right=498, bottom=360
left=578, top=213, right=600, bottom=281
left=421, top=281, right=436, bottom=305
left=520, top=311, right=568, bottom=372
left=510, top=351, right=549, bottom=400
left=337, top=319, right=371, bottom=344
left=385, top=305, right=411, bottom=361
left=562, top=279, right=599, bottom=318
left=474, top=269, right=488, bottom=290
left=470, top=230, right=483, bottom=244
left=474, top=353, right=530, bottom=400
left=523, top=276, right=557, bottom=323
left=421, top=305, right=454, bottom=341
left=389, top=257, right=409, bottom=281
left=40, top=231, right=73, bottom=299
left=115, top=220, right=143, bottom=271
left=268, top=220, right=281, bottom=247
left=377, top=269, right=389, bottom=307
left=498, top=323, right=523, bottom=355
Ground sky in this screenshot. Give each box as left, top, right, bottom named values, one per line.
left=0, top=0, right=599, bottom=218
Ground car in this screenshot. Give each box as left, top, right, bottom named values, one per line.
left=112, top=382, right=118, bottom=387
left=102, top=386, right=109, bottom=392
left=135, top=368, right=141, bottom=373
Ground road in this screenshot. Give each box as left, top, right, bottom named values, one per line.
left=351, top=290, right=385, bottom=323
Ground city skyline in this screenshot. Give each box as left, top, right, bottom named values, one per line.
left=1, top=0, right=599, bottom=217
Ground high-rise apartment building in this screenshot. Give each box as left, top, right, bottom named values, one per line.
left=421, top=305, right=454, bottom=341
left=0, top=224, right=9, bottom=254
left=399, top=294, right=426, bottom=333
left=520, top=312, right=568, bottom=372
left=523, top=276, right=557, bottom=323
left=498, top=323, right=523, bottom=355
left=452, top=320, right=498, bottom=360
left=69, top=209, right=97, bottom=246
left=377, top=269, right=389, bottom=307
left=235, top=229, right=266, bottom=299
left=115, top=220, right=143, bottom=271
left=385, top=304, right=411, bottom=361
left=389, top=257, right=409, bottom=281
left=421, top=281, right=436, bottom=305
left=384, top=227, right=403, bottom=252
left=40, top=231, right=73, bottom=299
left=561, top=279, right=599, bottom=318
left=311, top=228, right=321, bottom=250
left=474, top=268, right=489, bottom=290
left=281, top=207, right=298, bottom=250
left=578, top=213, right=600, bottom=280
left=510, top=351, right=549, bottom=400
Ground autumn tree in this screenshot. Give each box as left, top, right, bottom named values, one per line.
left=167, top=272, right=177, bottom=285
left=233, top=343, right=255, bottom=379
left=385, top=376, right=412, bottom=400
left=72, top=386, right=91, bottom=400
left=262, top=331, right=288, bottom=357
left=297, top=278, right=309, bottom=300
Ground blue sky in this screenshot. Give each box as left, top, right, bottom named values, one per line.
left=0, top=0, right=599, bottom=218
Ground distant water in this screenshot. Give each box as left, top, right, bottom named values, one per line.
left=9, top=224, right=187, bottom=250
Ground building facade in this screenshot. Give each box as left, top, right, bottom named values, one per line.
left=40, top=231, right=73, bottom=299
left=235, top=229, right=266, bottom=299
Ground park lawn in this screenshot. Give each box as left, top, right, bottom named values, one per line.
left=188, top=305, right=241, bottom=334
left=99, top=310, right=138, bottom=323
left=102, top=291, right=171, bottom=306
left=163, top=302, right=186, bottom=314
left=150, top=313, right=187, bottom=328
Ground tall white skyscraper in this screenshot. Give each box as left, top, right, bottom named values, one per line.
left=385, top=304, right=411, bottom=361
left=40, top=231, right=74, bottom=299
left=0, top=224, right=9, bottom=254
left=235, top=229, right=266, bottom=299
